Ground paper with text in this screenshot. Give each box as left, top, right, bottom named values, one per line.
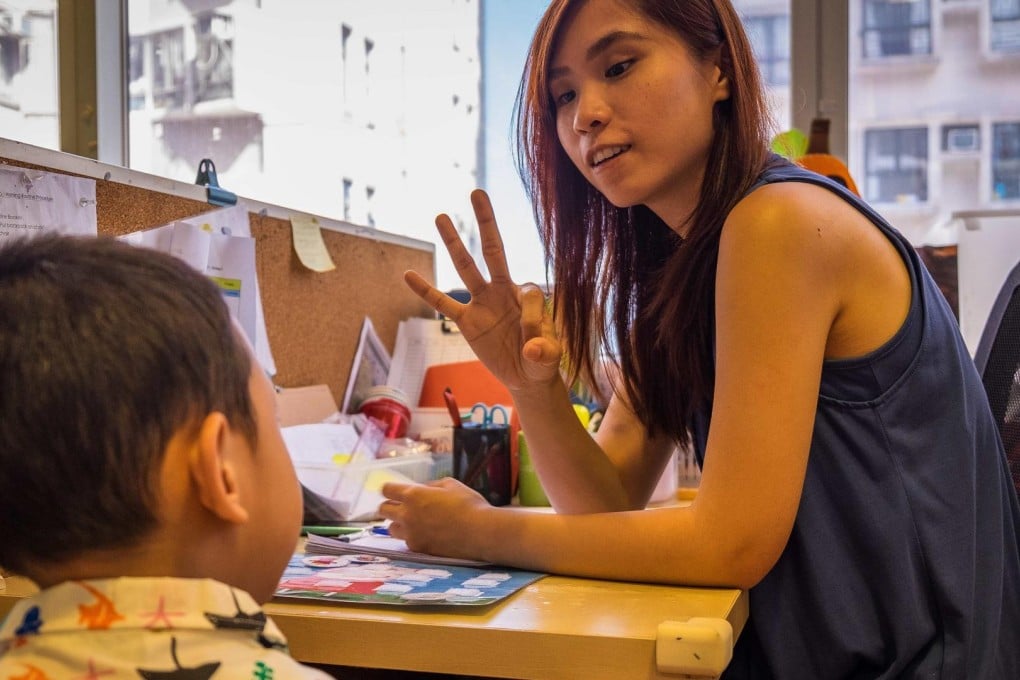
left=120, top=218, right=264, bottom=372
left=177, top=204, right=276, bottom=375
left=0, top=167, right=97, bottom=242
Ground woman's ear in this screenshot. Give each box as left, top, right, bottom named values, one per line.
left=707, top=46, right=731, bottom=103
left=712, top=64, right=731, bottom=103
left=188, top=412, right=250, bottom=524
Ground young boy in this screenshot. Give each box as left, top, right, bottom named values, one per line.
left=0, top=234, right=332, bottom=678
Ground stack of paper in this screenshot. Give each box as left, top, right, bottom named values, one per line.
left=304, top=532, right=490, bottom=568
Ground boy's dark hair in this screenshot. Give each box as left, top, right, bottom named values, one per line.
left=0, top=234, right=257, bottom=573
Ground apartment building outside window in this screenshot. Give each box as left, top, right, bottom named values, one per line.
left=149, top=28, right=186, bottom=110
left=342, top=177, right=352, bottom=221
left=992, top=0, right=1020, bottom=52
left=862, top=0, right=932, bottom=58
left=864, top=126, right=929, bottom=204
left=993, top=122, right=1020, bottom=200
left=942, top=124, right=980, bottom=153
left=0, top=0, right=57, bottom=150
left=193, top=13, right=234, bottom=105
left=743, top=14, right=790, bottom=86
left=341, top=23, right=351, bottom=105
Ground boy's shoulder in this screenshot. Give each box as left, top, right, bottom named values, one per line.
left=0, top=577, right=333, bottom=679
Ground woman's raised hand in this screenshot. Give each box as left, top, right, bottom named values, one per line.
left=403, top=189, right=562, bottom=392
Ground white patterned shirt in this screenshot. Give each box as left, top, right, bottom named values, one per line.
left=0, top=577, right=334, bottom=679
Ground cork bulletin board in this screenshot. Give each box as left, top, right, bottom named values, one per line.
left=0, top=139, right=436, bottom=403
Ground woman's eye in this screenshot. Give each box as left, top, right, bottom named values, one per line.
left=553, top=90, right=575, bottom=107
left=605, top=60, right=633, bottom=78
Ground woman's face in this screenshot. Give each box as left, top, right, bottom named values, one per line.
left=547, top=0, right=729, bottom=231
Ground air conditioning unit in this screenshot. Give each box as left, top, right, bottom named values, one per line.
left=945, top=126, right=980, bottom=153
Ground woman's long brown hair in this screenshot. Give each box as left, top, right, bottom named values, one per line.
left=514, top=0, right=774, bottom=445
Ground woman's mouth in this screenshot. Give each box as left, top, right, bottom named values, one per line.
left=591, top=145, right=631, bottom=167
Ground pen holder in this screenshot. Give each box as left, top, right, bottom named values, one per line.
left=453, top=423, right=511, bottom=506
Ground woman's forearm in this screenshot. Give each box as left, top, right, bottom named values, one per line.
left=510, top=380, right=633, bottom=513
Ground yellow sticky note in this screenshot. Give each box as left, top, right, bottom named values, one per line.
left=363, top=469, right=404, bottom=492
left=290, top=215, right=336, bottom=272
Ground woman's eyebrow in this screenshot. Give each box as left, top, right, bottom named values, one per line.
left=548, top=30, right=647, bottom=80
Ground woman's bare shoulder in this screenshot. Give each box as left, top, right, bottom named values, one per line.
left=729, top=180, right=865, bottom=237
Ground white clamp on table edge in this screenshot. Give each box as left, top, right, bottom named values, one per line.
left=656, top=617, right=733, bottom=678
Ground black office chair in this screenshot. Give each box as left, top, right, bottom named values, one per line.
left=974, top=261, right=1020, bottom=499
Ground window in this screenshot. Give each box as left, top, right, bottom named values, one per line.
left=341, top=23, right=351, bottom=104
left=992, top=122, right=1020, bottom=200
left=992, top=0, right=1020, bottom=53
left=864, top=127, right=929, bottom=203
left=862, top=0, right=932, bottom=58
left=942, top=124, right=980, bottom=152
left=343, top=177, right=353, bottom=221
left=364, top=37, right=374, bottom=83
left=193, top=13, right=234, bottom=104
left=150, top=28, right=186, bottom=109
left=364, top=35, right=375, bottom=126
left=0, top=1, right=58, bottom=150
left=743, top=14, right=790, bottom=87
left=128, top=36, right=145, bottom=110
left=366, top=185, right=376, bottom=227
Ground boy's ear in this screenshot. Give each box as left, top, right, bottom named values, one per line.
left=188, top=412, right=250, bottom=525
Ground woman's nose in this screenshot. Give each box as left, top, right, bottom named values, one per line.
left=573, top=88, right=610, bottom=133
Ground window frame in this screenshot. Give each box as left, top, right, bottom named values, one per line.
left=863, top=125, right=931, bottom=205
left=861, top=0, right=933, bottom=60
left=992, top=120, right=1020, bottom=201
left=991, top=0, right=1020, bottom=53
left=743, top=13, right=791, bottom=87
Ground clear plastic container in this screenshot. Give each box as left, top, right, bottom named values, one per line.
left=297, top=454, right=433, bottom=522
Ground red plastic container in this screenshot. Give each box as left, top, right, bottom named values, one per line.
left=358, top=386, right=412, bottom=438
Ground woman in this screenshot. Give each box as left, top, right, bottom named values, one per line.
left=380, top=0, right=1020, bottom=676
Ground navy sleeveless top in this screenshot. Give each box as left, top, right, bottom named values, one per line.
left=692, top=158, right=1020, bottom=679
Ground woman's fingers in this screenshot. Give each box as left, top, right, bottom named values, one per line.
left=470, top=189, right=512, bottom=285
left=523, top=337, right=561, bottom=366
left=436, top=212, right=487, bottom=293
left=519, top=283, right=546, bottom=341
left=403, top=270, right=466, bottom=320
left=427, top=190, right=514, bottom=302
left=520, top=283, right=560, bottom=366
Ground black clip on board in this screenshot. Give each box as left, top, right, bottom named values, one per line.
left=194, top=158, right=237, bottom=207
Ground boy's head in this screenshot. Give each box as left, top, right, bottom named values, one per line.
left=0, top=234, right=301, bottom=602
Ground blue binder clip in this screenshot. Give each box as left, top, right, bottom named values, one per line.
left=194, top=158, right=237, bottom=207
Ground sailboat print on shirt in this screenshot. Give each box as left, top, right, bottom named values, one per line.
left=201, top=588, right=266, bottom=631
left=135, top=637, right=219, bottom=680
left=13, top=608, right=42, bottom=638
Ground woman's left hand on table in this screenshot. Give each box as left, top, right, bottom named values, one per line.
left=378, top=478, right=494, bottom=559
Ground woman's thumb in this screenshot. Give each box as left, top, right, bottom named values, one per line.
left=523, top=337, right=560, bottom=365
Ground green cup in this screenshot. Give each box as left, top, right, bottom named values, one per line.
left=516, top=431, right=550, bottom=507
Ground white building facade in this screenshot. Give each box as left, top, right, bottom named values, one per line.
left=0, top=1, right=58, bottom=148
left=848, top=0, right=1020, bottom=245
left=126, top=0, right=484, bottom=280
